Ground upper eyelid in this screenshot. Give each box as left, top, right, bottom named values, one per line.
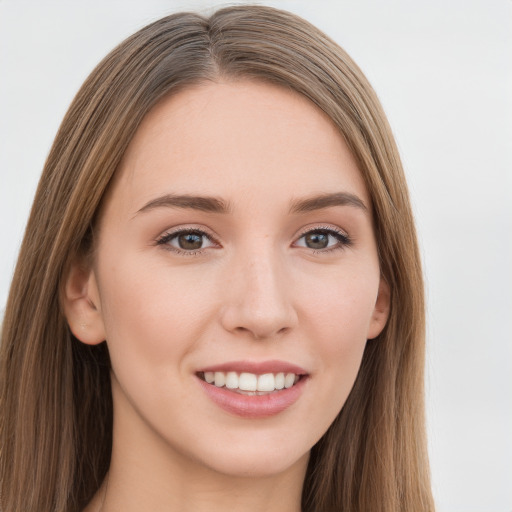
left=156, top=224, right=350, bottom=246
left=295, top=224, right=348, bottom=238
left=293, top=225, right=352, bottom=251
left=155, top=228, right=219, bottom=256
left=154, top=229, right=218, bottom=256
left=157, top=225, right=218, bottom=240
left=158, top=224, right=346, bottom=237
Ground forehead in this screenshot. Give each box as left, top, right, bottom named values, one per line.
left=109, top=80, right=370, bottom=214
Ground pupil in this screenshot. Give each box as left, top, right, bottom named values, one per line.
left=178, top=233, right=203, bottom=250
left=305, top=232, right=329, bottom=249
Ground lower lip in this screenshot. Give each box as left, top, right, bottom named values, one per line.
left=197, top=376, right=308, bottom=419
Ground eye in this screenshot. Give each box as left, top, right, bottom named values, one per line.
left=157, top=229, right=216, bottom=253
left=294, top=228, right=351, bottom=252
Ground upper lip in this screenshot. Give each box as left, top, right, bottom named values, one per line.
left=197, top=360, right=308, bottom=375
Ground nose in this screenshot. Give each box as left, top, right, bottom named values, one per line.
left=219, top=247, right=298, bottom=340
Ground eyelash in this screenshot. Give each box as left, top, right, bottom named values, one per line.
left=155, top=226, right=352, bottom=256
left=295, top=226, right=352, bottom=254
left=156, top=228, right=219, bottom=256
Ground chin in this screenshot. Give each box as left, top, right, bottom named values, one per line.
left=201, top=446, right=310, bottom=479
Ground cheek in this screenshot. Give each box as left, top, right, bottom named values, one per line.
left=96, top=255, right=210, bottom=377
left=305, top=266, right=379, bottom=345
left=302, top=267, right=379, bottom=406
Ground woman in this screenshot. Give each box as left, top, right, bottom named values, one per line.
left=0, top=5, right=434, bottom=512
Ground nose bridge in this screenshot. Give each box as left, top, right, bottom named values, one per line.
left=245, top=246, right=283, bottom=305
left=220, top=238, right=297, bottom=339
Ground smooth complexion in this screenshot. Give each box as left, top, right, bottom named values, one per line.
left=65, top=80, right=389, bottom=512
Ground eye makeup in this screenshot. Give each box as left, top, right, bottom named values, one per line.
left=156, top=227, right=219, bottom=256
left=293, top=225, right=352, bottom=254
left=155, top=223, right=352, bottom=257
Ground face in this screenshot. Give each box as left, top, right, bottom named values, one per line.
left=67, top=80, right=389, bottom=481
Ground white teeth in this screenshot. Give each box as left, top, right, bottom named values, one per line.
left=214, top=372, right=225, bottom=387
left=239, top=372, right=257, bottom=391
left=225, top=371, right=238, bottom=389
left=284, top=373, right=296, bottom=389
left=257, top=373, right=275, bottom=392
left=204, top=371, right=300, bottom=392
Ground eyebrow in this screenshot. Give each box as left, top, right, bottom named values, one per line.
left=134, top=191, right=367, bottom=218
left=135, top=194, right=232, bottom=216
left=289, top=192, right=368, bottom=213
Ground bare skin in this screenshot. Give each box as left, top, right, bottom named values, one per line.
left=68, top=80, right=389, bottom=512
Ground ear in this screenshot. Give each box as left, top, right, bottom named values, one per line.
left=62, top=260, right=106, bottom=345
left=367, top=277, right=390, bottom=340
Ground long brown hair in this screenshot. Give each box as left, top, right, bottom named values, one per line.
left=0, top=6, right=434, bottom=511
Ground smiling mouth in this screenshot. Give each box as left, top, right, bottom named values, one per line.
left=197, top=371, right=303, bottom=395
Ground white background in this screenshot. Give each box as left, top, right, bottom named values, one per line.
left=1, top=1, right=511, bottom=510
